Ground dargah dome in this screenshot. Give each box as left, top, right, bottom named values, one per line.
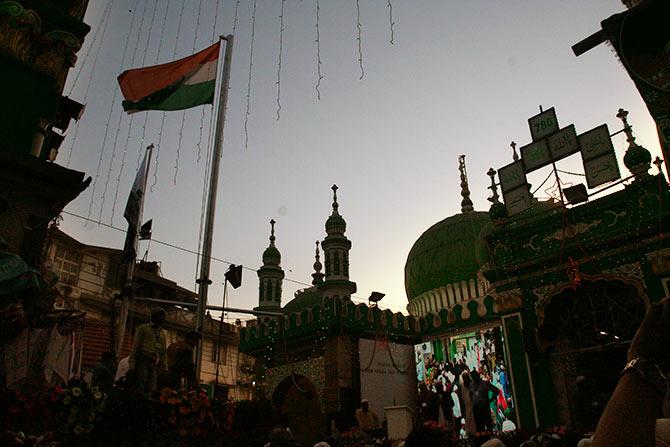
left=404, top=156, right=490, bottom=317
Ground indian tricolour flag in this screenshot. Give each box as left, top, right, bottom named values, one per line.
left=118, top=42, right=220, bottom=113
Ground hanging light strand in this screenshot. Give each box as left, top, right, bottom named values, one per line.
left=191, top=0, right=208, bottom=172
left=244, top=0, right=258, bottom=150
left=82, top=0, right=118, bottom=222
left=387, top=0, right=395, bottom=45
left=276, top=0, right=285, bottom=121
left=146, top=0, right=172, bottom=192
left=65, top=0, right=113, bottom=97
left=194, top=0, right=220, bottom=167
left=103, top=0, right=144, bottom=224
left=108, top=0, right=152, bottom=224
left=355, top=0, right=364, bottom=80
left=64, top=1, right=115, bottom=166
left=232, top=0, right=241, bottom=36
left=165, top=0, right=187, bottom=182
left=173, top=0, right=205, bottom=184
left=315, top=0, right=324, bottom=100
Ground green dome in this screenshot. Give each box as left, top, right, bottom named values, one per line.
left=283, top=288, right=322, bottom=315
left=405, top=211, right=490, bottom=302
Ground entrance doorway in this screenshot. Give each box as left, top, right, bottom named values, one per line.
left=415, top=321, right=517, bottom=433
left=538, top=279, right=646, bottom=431
left=272, top=374, right=324, bottom=446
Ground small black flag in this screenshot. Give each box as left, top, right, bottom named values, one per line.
left=139, top=219, right=153, bottom=240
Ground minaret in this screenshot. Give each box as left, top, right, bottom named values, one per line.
left=320, top=185, right=357, bottom=300
left=255, top=219, right=284, bottom=312
left=312, top=241, right=325, bottom=286
left=617, top=108, right=651, bottom=180
left=459, top=154, right=474, bottom=213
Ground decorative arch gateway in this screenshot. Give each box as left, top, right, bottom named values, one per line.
left=533, top=266, right=650, bottom=328
left=265, top=357, right=325, bottom=409
left=271, top=373, right=325, bottom=447
left=535, top=274, right=648, bottom=431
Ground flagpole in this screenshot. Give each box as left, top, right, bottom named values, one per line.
left=115, top=143, right=153, bottom=358
left=195, top=35, right=234, bottom=380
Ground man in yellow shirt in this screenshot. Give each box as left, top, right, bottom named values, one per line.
left=129, top=307, right=168, bottom=394
left=355, top=399, right=380, bottom=432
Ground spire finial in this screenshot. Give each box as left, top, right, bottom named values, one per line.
left=459, top=155, right=474, bottom=213
left=331, top=184, right=339, bottom=214
left=269, top=219, right=276, bottom=245
left=510, top=141, right=519, bottom=162
left=312, top=240, right=324, bottom=285
left=616, top=108, right=637, bottom=147
left=654, top=156, right=664, bottom=174
left=487, top=168, right=501, bottom=204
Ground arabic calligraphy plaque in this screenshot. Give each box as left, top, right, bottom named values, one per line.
left=503, top=186, right=532, bottom=216
left=584, top=152, right=621, bottom=188
left=529, top=107, right=559, bottom=141
left=579, top=124, right=614, bottom=162
left=499, top=160, right=527, bottom=193
left=520, top=139, right=551, bottom=172
left=548, top=124, right=579, bottom=160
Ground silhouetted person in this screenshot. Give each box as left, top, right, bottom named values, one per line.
left=165, top=331, right=199, bottom=390
left=129, top=307, right=167, bottom=394
left=469, top=370, right=499, bottom=432
left=91, top=351, right=116, bottom=393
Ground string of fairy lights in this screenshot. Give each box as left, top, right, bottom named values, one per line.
left=71, top=0, right=398, bottom=227
left=62, top=1, right=402, bottom=314
left=64, top=0, right=115, bottom=167
left=107, top=0, right=143, bottom=224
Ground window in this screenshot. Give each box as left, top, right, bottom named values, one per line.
left=54, top=246, right=82, bottom=285
left=212, top=343, right=228, bottom=364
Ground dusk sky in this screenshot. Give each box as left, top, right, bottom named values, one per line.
left=60, top=0, right=663, bottom=319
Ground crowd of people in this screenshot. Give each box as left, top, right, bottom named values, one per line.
left=416, top=345, right=516, bottom=438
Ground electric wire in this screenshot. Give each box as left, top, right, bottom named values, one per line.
left=61, top=210, right=407, bottom=312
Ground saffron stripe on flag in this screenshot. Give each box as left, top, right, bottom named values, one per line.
left=118, top=42, right=220, bottom=102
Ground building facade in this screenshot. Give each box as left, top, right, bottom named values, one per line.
left=46, top=229, right=254, bottom=399
left=404, top=112, right=670, bottom=432
left=241, top=186, right=419, bottom=447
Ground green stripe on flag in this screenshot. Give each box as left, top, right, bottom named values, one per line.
left=122, top=79, right=215, bottom=112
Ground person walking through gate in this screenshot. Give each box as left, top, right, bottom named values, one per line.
left=470, top=370, right=500, bottom=433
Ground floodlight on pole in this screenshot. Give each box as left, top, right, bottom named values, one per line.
left=368, top=291, right=385, bottom=307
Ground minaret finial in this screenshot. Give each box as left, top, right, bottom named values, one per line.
left=331, top=184, right=339, bottom=214
left=510, top=141, right=519, bottom=162
left=269, top=219, right=276, bottom=246
left=654, top=156, right=664, bottom=174
left=459, top=155, right=474, bottom=213
left=487, top=168, right=501, bottom=204
left=616, top=108, right=637, bottom=147
left=312, top=241, right=324, bottom=285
